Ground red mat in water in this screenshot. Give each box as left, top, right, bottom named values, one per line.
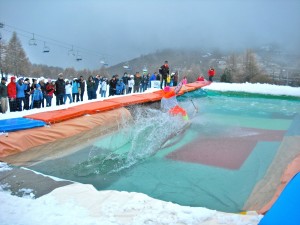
left=166, top=128, right=285, bottom=170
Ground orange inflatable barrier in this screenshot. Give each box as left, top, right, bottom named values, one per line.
left=185, top=81, right=211, bottom=88
left=23, top=81, right=211, bottom=125
left=24, top=107, right=85, bottom=124
left=78, top=101, right=122, bottom=114
left=104, top=95, right=150, bottom=106
left=24, top=101, right=122, bottom=124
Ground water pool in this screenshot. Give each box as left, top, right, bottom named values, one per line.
left=28, top=90, right=300, bottom=213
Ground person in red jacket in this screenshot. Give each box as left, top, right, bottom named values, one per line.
left=207, top=67, right=215, bottom=82
left=7, top=76, right=17, bottom=112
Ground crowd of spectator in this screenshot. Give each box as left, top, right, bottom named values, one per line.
left=0, top=65, right=180, bottom=114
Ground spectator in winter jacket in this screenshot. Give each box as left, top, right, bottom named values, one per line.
left=78, top=76, right=85, bottom=101
left=55, top=73, right=66, bottom=106
left=45, top=79, right=55, bottom=107
left=116, top=79, right=125, bottom=95
left=7, top=77, right=17, bottom=112
left=100, top=78, right=107, bottom=98
left=64, top=79, right=73, bottom=104
left=108, top=75, right=117, bottom=97
left=93, top=75, right=100, bottom=99
left=32, top=84, right=43, bottom=108
left=159, top=60, right=169, bottom=89
left=71, top=78, right=80, bottom=102
left=173, top=71, right=178, bottom=86
left=207, top=67, right=215, bottom=82
left=133, top=72, right=142, bottom=93
left=0, top=77, right=8, bottom=113
left=16, top=77, right=28, bottom=111
left=122, top=72, right=129, bottom=94
left=24, top=78, right=31, bottom=110
left=38, top=77, right=46, bottom=107
left=141, top=73, right=150, bottom=92
left=86, top=76, right=95, bottom=100
left=127, top=75, right=134, bottom=94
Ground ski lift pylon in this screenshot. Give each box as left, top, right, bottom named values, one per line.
left=43, top=42, right=50, bottom=53
left=29, top=33, right=37, bottom=46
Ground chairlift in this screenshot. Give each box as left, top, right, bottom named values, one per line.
left=28, top=33, right=37, bottom=46
left=100, top=58, right=109, bottom=67
left=68, top=45, right=75, bottom=56
left=42, top=42, right=50, bottom=53
left=76, top=51, right=82, bottom=61
left=123, top=62, right=131, bottom=70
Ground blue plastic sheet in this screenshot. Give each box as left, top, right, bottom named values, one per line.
left=0, top=118, right=46, bottom=132
left=259, top=172, right=300, bottom=225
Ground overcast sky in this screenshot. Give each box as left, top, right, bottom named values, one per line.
left=1, top=0, right=300, bottom=70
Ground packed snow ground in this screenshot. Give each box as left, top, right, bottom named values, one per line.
left=1, top=82, right=299, bottom=225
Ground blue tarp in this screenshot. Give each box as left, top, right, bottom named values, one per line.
left=0, top=118, right=46, bottom=132
left=259, top=172, right=300, bottom=225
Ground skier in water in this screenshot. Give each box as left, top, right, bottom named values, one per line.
left=160, top=82, right=189, bottom=121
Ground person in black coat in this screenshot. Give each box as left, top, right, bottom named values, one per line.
left=55, top=73, right=66, bottom=106
left=159, top=60, right=169, bottom=89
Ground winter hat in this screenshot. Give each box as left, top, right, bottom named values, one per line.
left=163, top=86, right=170, bottom=92
left=36, top=84, right=41, bottom=88
left=48, top=79, right=52, bottom=83
left=39, top=77, right=45, bottom=82
left=24, top=78, right=30, bottom=81
left=1, top=77, right=7, bottom=81
left=19, top=77, right=24, bottom=81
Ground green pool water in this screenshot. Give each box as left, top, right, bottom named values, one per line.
left=29, top=90, right=300, bottom=213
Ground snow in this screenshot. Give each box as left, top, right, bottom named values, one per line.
left=1, top=82, right=298, bottom=225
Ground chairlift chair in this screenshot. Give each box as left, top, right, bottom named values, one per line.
left=42, top=42, right=50, bottom=53
left=76, top=51, right=82, bottom=61
left=68, top=46, right=75, bottom=56
left=29, top=33, right=37, bottom=46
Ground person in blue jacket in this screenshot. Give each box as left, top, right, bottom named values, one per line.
left=16, top=77, right=28, bottom=111
left=115, top=79, right=125, bottom=95
left=71, top=78, right=80, bottom=102
left=32, top=84, right=43, bottom=108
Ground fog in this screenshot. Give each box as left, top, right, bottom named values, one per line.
left=0, top=0, right=300, bottom=69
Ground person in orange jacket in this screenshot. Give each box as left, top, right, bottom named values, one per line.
left=161, top=84, right=189, bottom=121
left=7, top=76, right=17, bottom=112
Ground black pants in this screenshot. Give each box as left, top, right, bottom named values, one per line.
left=72, top=93, right=79, bottom=102
left=16, top=97, right=25, bottom=111
left=80, top=91, right=84, bottom=101
left=24, top=95, right=30, bottom=110
left=9, top=99, right=17, bottom=112
left=209, top=76, right=213, bottom=82
left=160, top=76, right=167, bottom=89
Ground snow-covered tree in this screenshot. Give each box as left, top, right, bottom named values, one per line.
left=3, top=31, right=30, bottom=76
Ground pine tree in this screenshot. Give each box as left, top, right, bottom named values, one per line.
left=3, top=31, right=31, bottom=76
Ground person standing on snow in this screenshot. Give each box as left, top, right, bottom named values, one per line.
left=55, top=73, right=66, bottom=106
left=7, top=77, right=17, bottom=112
left=64, top=79, right=73, bottom=104
left=16, top=77, right=28, bottom=111
left=159, top=60, right=170, bottom=89
left=0, top=77, right=8, bottom=113
left=208, top=67, right=215, bottom=82
left=127, top=75, right=134, bottom=94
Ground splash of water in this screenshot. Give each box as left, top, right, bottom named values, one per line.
left=73, top=107, right=189, bottom=176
